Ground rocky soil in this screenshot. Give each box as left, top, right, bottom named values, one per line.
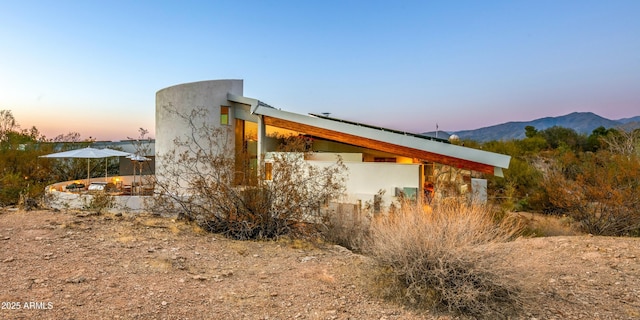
left=1, top=209, right=639, bottom=320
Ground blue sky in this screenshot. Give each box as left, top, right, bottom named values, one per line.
left=2, top=0, right=639, bottom=141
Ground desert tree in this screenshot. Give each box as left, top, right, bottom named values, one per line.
left=0, top=110, right=56, bottom=206
left=539, top=126, right=586, bottom=151
left=128, top=128, right=153, bottom=157
left=152, top=106, right=347, bottom=240
left=0, top=110, right=18, bottom=148
left=602, top=128, right=640, bottom=158
left=125, top=127, right=154, bottom=186
left=46, top=131, right=99, bottom=182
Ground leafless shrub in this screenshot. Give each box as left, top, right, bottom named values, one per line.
left=153, top=106, right=347, bottom=240
left=321, top=202, right=371, bottom=251
left=602, top=128, right=640, bottom=158
left=364, top=200, right=523, bottom=318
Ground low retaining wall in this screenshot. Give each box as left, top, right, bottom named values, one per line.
left=44, top=176, right=155, bottom=215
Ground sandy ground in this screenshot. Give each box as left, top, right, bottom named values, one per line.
left=1, top=209, right=639, bottom=320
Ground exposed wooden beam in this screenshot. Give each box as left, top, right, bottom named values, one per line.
left=263, top=116, right=495, bottom=174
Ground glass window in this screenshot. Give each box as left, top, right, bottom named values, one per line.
left=220, top=106, right=229, bottom=125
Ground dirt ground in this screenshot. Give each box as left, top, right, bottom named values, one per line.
left=1, top=209, right=639, bottom=320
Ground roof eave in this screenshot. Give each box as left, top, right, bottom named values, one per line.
left=253, top=104, right=511, bottom=170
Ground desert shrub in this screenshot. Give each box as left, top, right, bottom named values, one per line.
left=84, top=192, right=115, bottom=215
left=514, top=212, right=579, bottom=237
left=18, top=189, right=39, bottom=211
left=542, top=150, right=640, bottom=236
left=153, top=106, right=347, bottom=240
left=364, top=200, right=523, bottom=318
left=321, top=202, right=372, bottom=252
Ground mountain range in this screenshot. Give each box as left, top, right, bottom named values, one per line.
left=422, top=112, right=640, bottom=142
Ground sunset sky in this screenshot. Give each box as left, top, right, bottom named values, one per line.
left=2, top=1, right=639, bottom=141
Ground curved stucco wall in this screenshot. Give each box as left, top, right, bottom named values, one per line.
left=155, top=79, right=243, bottom=189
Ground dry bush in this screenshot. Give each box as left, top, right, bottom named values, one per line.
left=514, top=212, right=579, bottom=237
left=321, top=202, right=371, bottom=252
left=543, top=151, right=640, bottom=236
left=365, top=200, right=523, bottom=318
left=153, top=106, right=347, bottom=240
left=84, top=192, right=115, bottom=215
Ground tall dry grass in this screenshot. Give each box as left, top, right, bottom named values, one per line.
left=365, top=200, right=523, bottom=318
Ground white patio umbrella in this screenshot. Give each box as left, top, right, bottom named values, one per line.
left=99, top=148, right=133, bottom=180
left=40, top=147, right=131, bottom=185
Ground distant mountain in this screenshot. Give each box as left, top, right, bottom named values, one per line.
left=616, top=116, right=640, bottom=124
left=421, top=112, right=640, bottom=142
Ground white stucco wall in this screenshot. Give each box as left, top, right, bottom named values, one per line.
left=155, top=80, right=243, bottom=190
left=306, top=152, right=363, bottom=162
left=309, top=160, right=421, bottom=208
left=266, top=151, right=420, bottom=209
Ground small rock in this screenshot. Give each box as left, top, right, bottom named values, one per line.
left=1, top=236, right=11, bottom=240
left=301, top=256, right=316, bottom=263
left=66, top=276, right=87, bottom=284
left=2, top=257, right=15, bottom=263
left=161, top=301, right=168, bottom=306
left=333, top=245, right=352, bottom=255
left=193, top=275, right=208, bottom=281
left=115, top=212, right=122, bottom=217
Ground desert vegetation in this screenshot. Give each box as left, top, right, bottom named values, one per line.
left=479, top=125, right=640, bottom=236
left=0, top=110, right=121, bottom=208
left=151, top=106, right=347, bottom=240
left=2, top=107, right=640, bottom=318
left=364, top=199, right=523, bottom=318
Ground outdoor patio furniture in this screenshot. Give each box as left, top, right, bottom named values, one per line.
left=65, top=183, right=85, bottom=192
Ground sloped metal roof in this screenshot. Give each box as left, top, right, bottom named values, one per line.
left=227, top=93, right=510, bottom=176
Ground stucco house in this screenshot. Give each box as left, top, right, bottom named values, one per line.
left=155, top=79, right=510, bottom=208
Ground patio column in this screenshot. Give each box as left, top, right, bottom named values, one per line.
left=257, top=114, right=266, bottom=178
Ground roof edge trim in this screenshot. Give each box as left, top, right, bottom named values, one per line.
left=254, top=105, right=511, bottom=169
left=227, top=93, right=259, bottom=113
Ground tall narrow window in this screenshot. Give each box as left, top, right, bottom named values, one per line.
left=220, top=106, right=229, bottom=125
left=264, top=162, right=273, bottom=180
